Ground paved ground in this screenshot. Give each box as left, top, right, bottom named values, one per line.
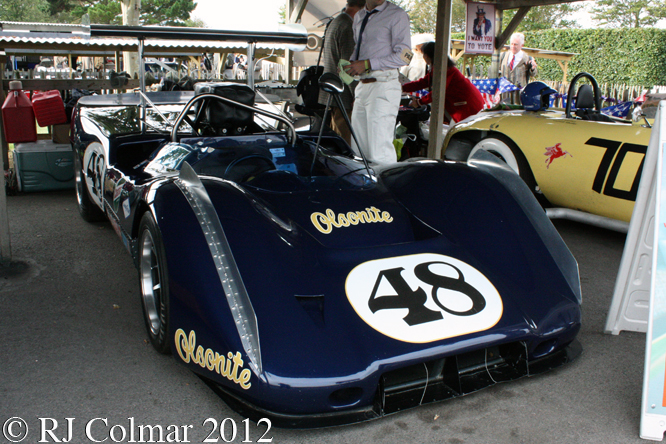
left=0, top=189, right=654, bottom=444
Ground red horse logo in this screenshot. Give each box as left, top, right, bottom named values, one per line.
left=544, top=143, right=572, bottom=169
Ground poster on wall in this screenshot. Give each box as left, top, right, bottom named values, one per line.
left=465, top=2, right=495, bottom=55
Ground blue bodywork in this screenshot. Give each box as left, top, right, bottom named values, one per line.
left=72, top=87, right=581, bottom=427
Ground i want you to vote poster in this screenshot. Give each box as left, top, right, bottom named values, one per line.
left=465, top=2, right=495, bottom=55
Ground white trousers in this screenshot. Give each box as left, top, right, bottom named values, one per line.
left=351, top=73, right=401, bottom=165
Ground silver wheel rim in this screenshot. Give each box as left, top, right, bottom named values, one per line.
left=470, top=138, right=520, bottom=174
left=140, top=229, right=162, bottom=336
left=75, top=161, right=85, bottom=206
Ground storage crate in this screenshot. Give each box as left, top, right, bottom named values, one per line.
left=13, top=140, right=74, bottom=192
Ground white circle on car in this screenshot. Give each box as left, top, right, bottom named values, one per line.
left=345, top=253, right=503, bottom=343
left=82, top=142, right=106, bottom=207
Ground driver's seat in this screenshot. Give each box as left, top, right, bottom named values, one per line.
left=575, top=84, right=612, bottom=122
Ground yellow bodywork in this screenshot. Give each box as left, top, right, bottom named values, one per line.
left=443, top=110, right=652, bottom=223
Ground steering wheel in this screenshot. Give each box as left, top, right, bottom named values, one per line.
left=223, top=155, right=276, bottom=183
left=565, top=72, right=602, bottom=119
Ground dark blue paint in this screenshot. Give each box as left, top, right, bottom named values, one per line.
left=72, top=95, right=582, bottom=422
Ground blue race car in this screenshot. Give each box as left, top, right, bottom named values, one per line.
left=72, top=30, right=582, bottom=428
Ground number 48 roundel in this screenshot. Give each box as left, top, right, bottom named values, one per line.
left=345, top=253, right=503, bottom=343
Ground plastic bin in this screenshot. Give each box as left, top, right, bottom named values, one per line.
left=32, top=90, right=67, bottom=127
left=13, top=140, right=74, bottom=192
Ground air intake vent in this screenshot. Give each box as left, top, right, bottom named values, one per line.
left=379, top=342, right=529, bottom=415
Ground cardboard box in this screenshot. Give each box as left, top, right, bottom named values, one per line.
left=51, top=124, right=70, bottom=144
left=13, top=140, right=74, bottom=192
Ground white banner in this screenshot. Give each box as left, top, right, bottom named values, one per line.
left=641, top=101, right=666, bottom=441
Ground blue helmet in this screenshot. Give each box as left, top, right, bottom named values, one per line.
left=520, top=81, right=557, bottom=111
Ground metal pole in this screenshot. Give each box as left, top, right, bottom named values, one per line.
left=0, top=54, right=9, bottom=167
left=138, top=38, right=146, bottom=133
left=138, top=38, right=146, bottom=93
left=247, top=43, right=256, bottom=89
left=427, top=0, right=453, bottom=160
left=0, top=146, right=10, bottom=262
left=0, top=63, right=11, bottom=262
left=489, top=8, right=503, bottom=78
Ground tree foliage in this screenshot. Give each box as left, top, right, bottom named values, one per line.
left=400, top=0, right=467, bottom=34
left=44, top=0, right=75, bottom=17
left=71, top=0, right=121, bottom=24
left=502, top=3, right=582, bottom=32
left=184, top=16, right=205, bottom=27
left=1, top=0, right=50, bottom=22
left=141, top=0, right=196, bottom=25
left=58, top=0, right=196, bottom=25
left=528, top=28, right=666, bottom=86
left=591, top=0, right=666, bottom=28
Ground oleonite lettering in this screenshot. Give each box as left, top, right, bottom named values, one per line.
left=310, top=207, right=393, bottom=234
left=174, top=328, right=251, bottom=390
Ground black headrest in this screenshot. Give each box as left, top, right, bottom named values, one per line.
left=576, top=84, right=595, bottom=110
left=194, top=82, right=255, bottom=136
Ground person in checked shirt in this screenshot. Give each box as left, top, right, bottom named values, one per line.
left=317, top=0, right=366, bottom=145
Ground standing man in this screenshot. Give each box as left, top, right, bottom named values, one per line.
left=318, top=0, right=366, bottom=145
left=344, top=0, right=411, bottom=165
left=500, top=32, right=538, bottom=103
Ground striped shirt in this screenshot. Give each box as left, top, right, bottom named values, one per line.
left=351, top=1, right=411, bottom=71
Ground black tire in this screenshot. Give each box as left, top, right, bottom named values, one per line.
left=138, top=212, right=171, bottom=354
left=74, top=154, right=105, bottom=222
left=470, top=134, right=551, bottom=208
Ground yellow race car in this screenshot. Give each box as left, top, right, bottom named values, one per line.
left=443, top=73, right=653, bottom=232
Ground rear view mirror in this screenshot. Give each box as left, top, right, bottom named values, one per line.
left=319, top=73, right=344, bottom=95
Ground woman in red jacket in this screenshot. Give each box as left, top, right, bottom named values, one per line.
left=402, top=41, right=484, bottom=123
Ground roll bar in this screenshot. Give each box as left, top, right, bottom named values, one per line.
left=170, top=93, right=297, bottom=146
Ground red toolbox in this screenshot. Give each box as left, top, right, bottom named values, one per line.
left=32, top=90, right=67, bottom=126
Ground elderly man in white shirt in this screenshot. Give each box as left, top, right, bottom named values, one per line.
left=500, top=32, right=538, bottom=103
left=343, top=0, right=411, bottom=165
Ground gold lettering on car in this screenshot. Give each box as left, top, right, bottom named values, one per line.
left=174, top=329, right=252, bottom=390
left=310, top=207, right=393, bottom=234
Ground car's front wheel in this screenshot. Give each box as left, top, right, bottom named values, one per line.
left=138, top=212, right=171, bottom=354
left=469, top=137, right=521, bottom=174
left=469, top=135, right=550, bottom=207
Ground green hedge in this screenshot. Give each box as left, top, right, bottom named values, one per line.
left=452, top=28, right=666, bottom=87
